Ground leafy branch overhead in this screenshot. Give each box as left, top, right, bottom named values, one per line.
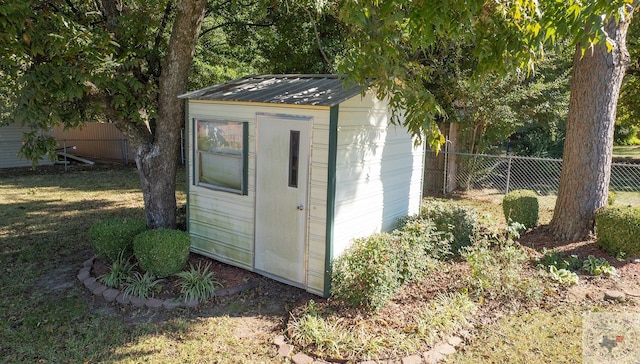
left=337, top=0, right=637, bottom=150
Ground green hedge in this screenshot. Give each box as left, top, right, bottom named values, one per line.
left=595, top=206, right=640, bottom=256
left=502, top=190, right=539, bottom=229
left=133, top=229, right=191, bottom=278
left=89, top=218, right=147, bottom=262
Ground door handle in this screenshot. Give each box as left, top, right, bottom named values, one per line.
left=297, top=204, right=304, bottom=210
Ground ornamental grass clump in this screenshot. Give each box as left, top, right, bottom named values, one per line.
left=133, top=229, right=190, bottom=278
left=175, top=262, right=222, bottom=303
left=89, top=218, right=147, bottom=262
left=502, top=189, right=539, bottom=229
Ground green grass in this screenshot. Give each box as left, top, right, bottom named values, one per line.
left=0, top=163, right=285, bottom=363
left=2, top=163, right=637, bottom=363
left=613, top=145, right=640, bottom=159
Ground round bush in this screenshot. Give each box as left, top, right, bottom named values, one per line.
left=133, top=229, right=191, bottom=278
left=89, top=218, right=147, bottom=262
left=596, top=206, right=640, bottom=256
left=502, top=190, right=539, bottom=229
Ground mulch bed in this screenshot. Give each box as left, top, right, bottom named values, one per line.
left=92, top=252, right=258, bottom=300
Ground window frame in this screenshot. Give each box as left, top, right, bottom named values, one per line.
left=193, top=118, right=249, bottom=195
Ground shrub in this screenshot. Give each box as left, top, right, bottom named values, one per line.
left=461, top=236, right=544, bottom=304
left=331, top=233, right=401, bottom=311
left=595, top=206, right=640, bottom=256
left=419, top=199, right=480, bottom=253
left=88, top=218, right=147, bottom=262
left=502, top=190, right=539, bottom=229
left=133, top=229, right=191, bottom=278
left=394, top=216, right=454, bottom=261
left=607, top=191, right=616, bottom=206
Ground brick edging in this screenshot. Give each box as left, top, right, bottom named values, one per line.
left=78, top=256, right=257, bottom=309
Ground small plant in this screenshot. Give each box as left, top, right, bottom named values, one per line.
left=548, top=266, right=579, bottom=285
left=582, top=255, right=616, bottom=277
left=607, top=191, right=616, bottom=206
left=122, top=271, right=164, bottom=299
left=461, top=234, right=544, bottom=304
left=537, top=249, right=582, bottom=272
left=175, top=262, right=222, bottom=303
left=89, top=218, right=147, bottom=262
left=419, top=199, right=480, bottom=253
left=502, top=189, right=539, bottom=229
left=595, top=206, right=640, bottom=256
left=98, top=251, right=135, bottom=288
left=133, top=229, right=191, bottom=278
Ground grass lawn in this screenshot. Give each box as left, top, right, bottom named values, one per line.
left=1, top=163, right=638, bottom=363
left=613, top=145, right=640, bottom=159
left=0, top=163, right=296, bottom=363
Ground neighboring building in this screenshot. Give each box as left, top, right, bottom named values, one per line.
left=180, top=74, right=425, bottom=296
left=53, top=122, right=135, bottom=163
left=0, top=123, right=53, bottom=168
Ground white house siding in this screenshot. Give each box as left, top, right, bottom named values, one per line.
left=331, top=93, right=424, bottom=258
left=0, top=124, right=53, bottom=168
left=52, top=122, right=135, bottom=162
left=186, top=100, right=330, bottom=292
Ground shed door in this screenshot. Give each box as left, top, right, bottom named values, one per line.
left=255, top=114, right=311, bottom=286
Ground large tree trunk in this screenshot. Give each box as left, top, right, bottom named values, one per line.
left=549, top=13, right=632, bottom=241
left=136, top=0, right=207, bottom=229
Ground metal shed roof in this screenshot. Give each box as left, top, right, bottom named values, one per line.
left=179, top=74, right=362, bottom=107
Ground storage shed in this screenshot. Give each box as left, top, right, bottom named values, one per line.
left=180, top=75, right=425, bottom=296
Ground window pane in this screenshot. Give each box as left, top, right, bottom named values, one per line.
left=197, top=120, right=243, bottom=155
left=196, top=120, right=245, bottom=193
left=289, top=131, right=300, bottom=188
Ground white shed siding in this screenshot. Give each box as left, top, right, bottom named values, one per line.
left=331, top=94, right=424, bottom=258
left=186, top=100, right=330, bottom=292
left=0, top=124, right=53, bottom=168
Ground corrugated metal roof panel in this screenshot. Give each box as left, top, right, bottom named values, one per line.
left=179, top=74, right=362, bottom=107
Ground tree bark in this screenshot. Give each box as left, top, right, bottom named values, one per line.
left=135, top=0, right=207, bottom=229
left=549, top=13, right=632, bottom=241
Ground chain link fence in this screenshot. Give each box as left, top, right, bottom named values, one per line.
left=426, top=151, right=640, bottom=205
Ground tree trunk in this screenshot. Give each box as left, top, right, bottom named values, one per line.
left=136, top=0, right=207, bottom=229
left=549, top=13, right=632, bottom=241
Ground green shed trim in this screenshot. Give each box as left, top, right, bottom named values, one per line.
left=323, top=105, right=339, bottom=298
left=242, top=121, right=249, bottom=195
left=185, top=105, right=191, bottom=233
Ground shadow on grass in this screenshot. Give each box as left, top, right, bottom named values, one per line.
left=0, top=164, right=307, bottom=363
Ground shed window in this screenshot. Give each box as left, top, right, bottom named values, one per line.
left=195, top=119, right=248, bottom=194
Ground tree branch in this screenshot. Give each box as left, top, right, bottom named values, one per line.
left=303, top=7, right=330, bottom=65
left=199, top=21, right=274, bottom=38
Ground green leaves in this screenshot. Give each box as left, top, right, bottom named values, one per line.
left=335, top=0, right=634, bottom=149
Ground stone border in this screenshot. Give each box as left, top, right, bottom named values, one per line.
left=272, top=333, right=467, bottom=364
left=77, top=256, right=258, bottom=309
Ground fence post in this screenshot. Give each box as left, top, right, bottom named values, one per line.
left=505, top=155, right=512, bottom=194
left=63, top=140, right=68, bottom=172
